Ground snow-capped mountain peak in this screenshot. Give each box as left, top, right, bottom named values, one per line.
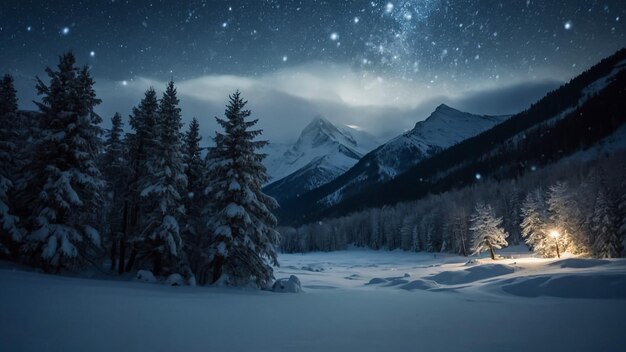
left=404, top=104, right=508, bottom=149
left=262, top=116, right=380, bottom=201
left=294, top=115, right=357, bottom=150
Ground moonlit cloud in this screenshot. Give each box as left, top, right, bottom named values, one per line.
left=134, top=62, right=522, bottom=111
left=14, top=62, right=562, bottom=145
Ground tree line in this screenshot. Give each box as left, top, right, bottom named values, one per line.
left=0, top=53, right=279, bottom=288
left=280, top=149, right=626, bottom=259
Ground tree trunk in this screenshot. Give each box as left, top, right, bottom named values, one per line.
left=211, top=255, right=224, bottom=284
left=125, top=248, right=138, bottom=273
left=110, top=233, right=117, bottom=271
left=153, top=254, right=162, bottom=277
left=118, top=201, right=129, bottom=274
left=489, top=243, right=495, bottom=260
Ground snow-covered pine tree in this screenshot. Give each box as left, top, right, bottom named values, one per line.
left=101, top=113, right=126, bottom=269
left=122, top=87, right=159, bottom=273
left=619, top=180, right=626, bottom=256
left=205, top=91, right=279, bottom=288
left=183, top=118, right=204, bottom=202
left=139, top=81, right=187, bottom=276
left=469, top=203, right=508, bottom=260
left=520, top=188, right=553, bottom=257
left=591, top=190, right=621, bottom=258
left=182, top=117, right=209, bottom=282
left=451, top=208, right=470, bottom=256
left=26, top=53, right=105, bottom=271
left=0, top=74, right=22, bottom=256
left=547, top=181, right=588, bottom=254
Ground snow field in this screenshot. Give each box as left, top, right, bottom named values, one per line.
left=1, top=247, right=626, bottom=352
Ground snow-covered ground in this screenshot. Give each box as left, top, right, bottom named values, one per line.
left=1, top=246, right=625, bottom=352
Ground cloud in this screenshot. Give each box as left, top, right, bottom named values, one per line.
left=14, top=62, right=562, bottom=145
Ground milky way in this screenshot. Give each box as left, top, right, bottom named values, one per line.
left=1, top=1, right=625, bottom=141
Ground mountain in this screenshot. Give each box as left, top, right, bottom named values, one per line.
left=272, top=105, right=508, bottom=210
left=263, top=116, right=379, bottom=202
left=365, top=104, right=509, bottom=180
left=278, top=48, right=626, bottom=225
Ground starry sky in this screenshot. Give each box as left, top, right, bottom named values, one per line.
left=2, top=0, right=625, bottom=143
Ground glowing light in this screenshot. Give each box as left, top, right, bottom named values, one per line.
left=282, top=55, right=288, bottom=62
left=353, top=17, right=359, bottom=24
left=90, top=51, right=95, bottom=57
left=121, top=80, right=128, bottom=86
left=330, top=32, right=339, bottom=41
left=549, top=230, right=560, bottom=239
left=61, top=27, right=70, bottom=35
left=385, top=2, right=394, bottom=13
left=475, top=173, right=481, bottom=180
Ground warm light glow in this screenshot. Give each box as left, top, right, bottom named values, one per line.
left=549, top=229, right=560, bottom=239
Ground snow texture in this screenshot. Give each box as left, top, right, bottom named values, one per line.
left=1, top=247, right=626, bottom=351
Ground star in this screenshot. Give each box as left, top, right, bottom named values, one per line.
left=90, top=51, right=95, bottom=57
left=564, top=21, right=573, bottom=30
left=330, top=32, right=339, bottom=41
left=61, top=27, right=70, bottom=35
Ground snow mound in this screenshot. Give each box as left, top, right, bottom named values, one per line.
left=502, top=274, right=626, bottom=299
left=384, top=279, right=409, bottom=287
left=464, top=259, right=479, bottom=266
left=428, top=264, right=515, bottom=285
left=301, top=264, right=326, bottom=272
left=136, top=270, right=157, bottom=283
left=272, top=275, right=302, bottom=293
left=401, top=279, right=439, bottom=291
left=165, top=273, right=186, bottom=286
left=367, top=278, right=387, bottom=285
left=548, top=258, right=611, bottom=269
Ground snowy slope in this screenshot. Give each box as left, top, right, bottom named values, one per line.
left=312, top=105, right=509, bottom=206
left=263, top=116, right=379, bottom=200
left=2, top=248, right=625, bottom=352
left=372, top=104, right=509, bottom=179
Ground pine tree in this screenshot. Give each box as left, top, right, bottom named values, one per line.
left=139, top=81, right=187, bottom=276
left=182, top=117, right=208, bottom=281
left=591, top=190, right=621, bottom=258
left=470, top=203, right=508, bottom=260
left=617, top=180, right=626, bottom=257
left=0, top=74, right=22, bottom=256
left=520, top=189, right=553, bottom=257
left=122, top=87, right=159, bottom=273
left=547, top=181, right=588, bottom=254
left=205, top=91, right=279, bottom=288
left=26, top=53, right=105, bottom=271
left=101, top=113, right=126, bottom=269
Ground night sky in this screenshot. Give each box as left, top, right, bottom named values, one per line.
left=2, top=0, right=625, bottom=142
